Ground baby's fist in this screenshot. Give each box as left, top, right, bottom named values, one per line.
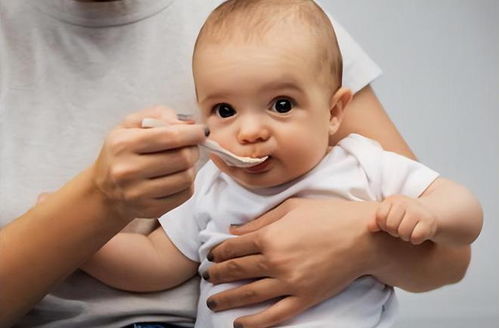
left=369, top=195, right=438, bottom=245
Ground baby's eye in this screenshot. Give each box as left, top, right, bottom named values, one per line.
left=271, top=98, right=294, bottom=114
left=214, top=103, right=236, bottom=118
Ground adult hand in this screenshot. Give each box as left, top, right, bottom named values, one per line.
left=91, top=106, right=207, bottom=221
left=36, top=192, right=53, bottom=204
left=204, top=198, right=379, bottom=328
left=1, top=106, right=207, bottom=327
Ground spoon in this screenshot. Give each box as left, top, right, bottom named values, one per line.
left=141, top=118, right=268, bottom=168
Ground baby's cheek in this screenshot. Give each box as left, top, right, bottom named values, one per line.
left=205, top=122, right=232, bottom=147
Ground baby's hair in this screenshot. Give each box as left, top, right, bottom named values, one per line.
left=193, top=0, right=343, bottom=89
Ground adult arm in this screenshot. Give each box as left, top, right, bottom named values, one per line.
left=202, top=86, right=475, bottom=328
left=0, top=107, right=206, bottom=327
left=418, top=178, right=482, bottom=245
left=331, top=85, right=415, bottom=158
left=206, top=200, right=471, bottom=325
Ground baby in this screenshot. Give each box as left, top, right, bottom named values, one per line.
left=83, top=1, right=482, bottom=327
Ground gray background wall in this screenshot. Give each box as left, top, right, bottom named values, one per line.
left=317, top=1, right=499, bottom=327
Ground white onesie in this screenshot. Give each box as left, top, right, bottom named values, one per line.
left=160, top=134, right=439, bottom=328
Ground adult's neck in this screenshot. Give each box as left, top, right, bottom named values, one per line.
left=31, top=0, right=173, bottom=27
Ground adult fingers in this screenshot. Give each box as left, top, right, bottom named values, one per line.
left=90, top=106, right=203, bottom=221
left=230, top=199, right=296, bottom=235
left=203, top=255, right=267, bottom=284
left=114, top=146, right=199, bottom=181
left=120, top=106, right=179, bottom=128
left=206, top=278, right=286, bottom=312
left=234, top=296, right=308, bottom=328
left=116, top=124, right=206, bottom=154
left=136, top=185, right=194, bottom=219
left=209, top=233, right=261, bottom=263
left=129, top=168, right=196, bottom=200
left=36, top=192, right=53, bottom=205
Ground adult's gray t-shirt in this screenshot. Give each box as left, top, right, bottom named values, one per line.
left=0, top=0, right=381, bottom=327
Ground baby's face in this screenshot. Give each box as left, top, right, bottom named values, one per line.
left=194, top=30, right=337, bottom=189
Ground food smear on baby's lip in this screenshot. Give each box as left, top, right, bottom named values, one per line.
left=228, top=151, right=269, bottom=168
left=199, top=139, right=268, bottom=168
left=221, top=152, right=269, bottom=168
left=244, top=156, right=272, bottom=172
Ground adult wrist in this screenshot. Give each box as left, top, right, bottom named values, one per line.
left=81, top=165, right=135, bottom=226
left=349, top=201, right=394, bottom=278
left=363, top=230, right=400, bottom=278
left=87, top=164, right=135, bottom=225
left=328, top=200, right=384, bottom=278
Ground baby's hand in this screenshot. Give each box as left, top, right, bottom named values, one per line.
left=368, top=195, right=438, bottom=245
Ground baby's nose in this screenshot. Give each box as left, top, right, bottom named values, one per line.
left=237, top=116, right=270, bottom=144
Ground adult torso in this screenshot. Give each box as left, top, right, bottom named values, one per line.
left=0, top=1, right=220, bottom=326
left=0, top=1, right=381, bottom=326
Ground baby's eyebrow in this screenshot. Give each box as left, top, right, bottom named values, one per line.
left=199, top=80, right=303, bottom=105
left=199, top=92, right=231, bottom=105
left=199, top=88, right=233, bottom=103
left=258, top=81, right=302, bottom=93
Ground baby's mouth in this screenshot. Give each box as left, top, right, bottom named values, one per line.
left=244, top=156, right=272, bottom=172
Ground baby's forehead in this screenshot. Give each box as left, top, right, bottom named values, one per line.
left=194, top=0, right=342, bottom=88
left=194, top=27, right=338, bottom=85
left=194, top=16, right=333, bottom=72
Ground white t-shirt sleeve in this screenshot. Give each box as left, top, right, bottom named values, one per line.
left=339, top=134, right=439, bottom=200
left=329, top=17, right=383, bottom=93
left=378, top=151, right=440, bottom=199
left=159, top=195, right=201, bottom=262
left=158, top=164, right=218, bottom=263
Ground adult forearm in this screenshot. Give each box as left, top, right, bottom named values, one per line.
left=419, top=178, right=483, bottom=245
left=332, top=86, right=472, bottom=290
left=331, top=85, right=416, bottom=160
left=0, top=168, right=128, bottom=327
left=358, top=201, right=470, bottom=292
left=368, top=231, right=471, bottom=292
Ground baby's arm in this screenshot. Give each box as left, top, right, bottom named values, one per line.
left=81, top=227, right=197, bottom=292
left=368, top=177, right=483, bottom=245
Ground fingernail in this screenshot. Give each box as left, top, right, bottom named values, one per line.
left=233, top=322, right=244, bottom=328
left=202, top=271, right=210, bottom=280
left=230, top=224, right=243, bottom=229
left=204, top=126, right=210, bottom=137
left=177, top=113, right=194, bottom=122
left=207, top=252, right=214, bottom=262
left=207, top=298, right=217, bottom=310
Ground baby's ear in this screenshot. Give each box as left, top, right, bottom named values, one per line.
left=328, top=87, right=352, bottom=136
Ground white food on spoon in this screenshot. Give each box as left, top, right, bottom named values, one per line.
left=141, top=118, right=268, bottom=168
